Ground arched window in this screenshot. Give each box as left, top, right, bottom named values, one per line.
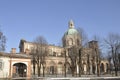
left=58, top=62, right=63, bottom=74
left=48, top=49, right=52, bottom=56
left=68, top=38, right=73, bottom=46
left=77, top=39, right=80, bottom=45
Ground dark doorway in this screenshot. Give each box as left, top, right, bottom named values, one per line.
left=50, top=66, right=54, bottom=74
left=92, top=63, right=96, bottom=74
left=100, top=63, right=104, bottom=72
left=13, top=63, right=27, bottom=77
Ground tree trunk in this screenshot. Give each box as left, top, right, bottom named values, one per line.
left=43, top=67, right=45, bottom=77
left=87, top=54, right=90, bottom=75
left=33, top=62, right=36, bottom=75
left=37, top=63, right=41, bottom=77
left=38, top=65, right=40, bottom=77
left=79, top=49, right=81, bottom=77
left=64, top=50, right=67, bottom=77
left=97, top=63, right=100, bottom=76
left=115, top=66, right=118, bottom=76
left=71, top=68, right=75, bottom=77
left=38, top=67, right=40, bottom=76
left=72, top=70, right=75, bottom=77
left=113, top=58, right=118, bottom=76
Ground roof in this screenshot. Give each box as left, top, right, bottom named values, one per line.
left=66, top=28, right=78, bottom=35
left=0, top=52, right=31, bottom=59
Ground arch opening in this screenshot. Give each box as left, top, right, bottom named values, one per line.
left=100, top=63, right=104, bottom=73
left=49, top=61, right=56, bottom=75
left=58, top=62, right=63, bottom=74
left=13, top=63, right=27, bottom=77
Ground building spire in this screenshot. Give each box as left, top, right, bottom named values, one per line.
left=69, top=19, right=74, bottom=29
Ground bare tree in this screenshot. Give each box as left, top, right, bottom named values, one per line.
left=77, top=27, right=88, bottom=76
left=0, top=29, right=6, bottom=52
left=104, top=33, right=120, bottom=76
left=95, top=48, right=100, bottom=76
left=77, top=27, right=88, bottom=47
left=92, top=35, right=104, bottom=76
left=78, top=48, right=82, bottom=77
left=64, top=50, right=67, bottom=77
left=31, top=36, right=48, bottom=77
left=31, top=50, right=36, bottom=76
left=87, top=53, right=90, bottom=75
left=106, top=53, right=112, bottom=74
left=67, top=46, right=78, bottom=76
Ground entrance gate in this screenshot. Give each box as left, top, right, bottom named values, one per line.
left=13, top=63, right=27, bottom=77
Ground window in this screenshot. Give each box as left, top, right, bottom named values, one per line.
left=68, top=38, right=73, bottom=46
left=53, top=52, right=56, bottom=56
left=57, top=53, right=61, bottom=57
left=0, top=59, right=3, bottom=70
left=48, top=49, right=52, bottom=56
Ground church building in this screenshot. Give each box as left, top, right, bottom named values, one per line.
left=0, top=20, right=109, bottom=78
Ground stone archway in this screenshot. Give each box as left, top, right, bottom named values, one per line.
left=92, top=62, right=96, bottom=74
left=100, top=63, right=104, bottom=73
left=50, top=66, right=55, bottom=75
left=57, top=62, right=63, bottom=74
left=49, top=61, right=56, bottom=75
left=12, top=63, right=27, bottom=77
left=9, top=57, right=31, bottom=78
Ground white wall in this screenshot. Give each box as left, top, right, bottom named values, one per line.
left=0, top=57, right=10, bottom=78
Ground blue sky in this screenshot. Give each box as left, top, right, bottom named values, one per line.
left=0, top=0, right=120, bottom=52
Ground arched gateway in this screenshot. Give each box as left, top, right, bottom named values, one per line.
left=9, top=53, right=31, bottom=78
left=13, top=63, right=27, bottom=77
